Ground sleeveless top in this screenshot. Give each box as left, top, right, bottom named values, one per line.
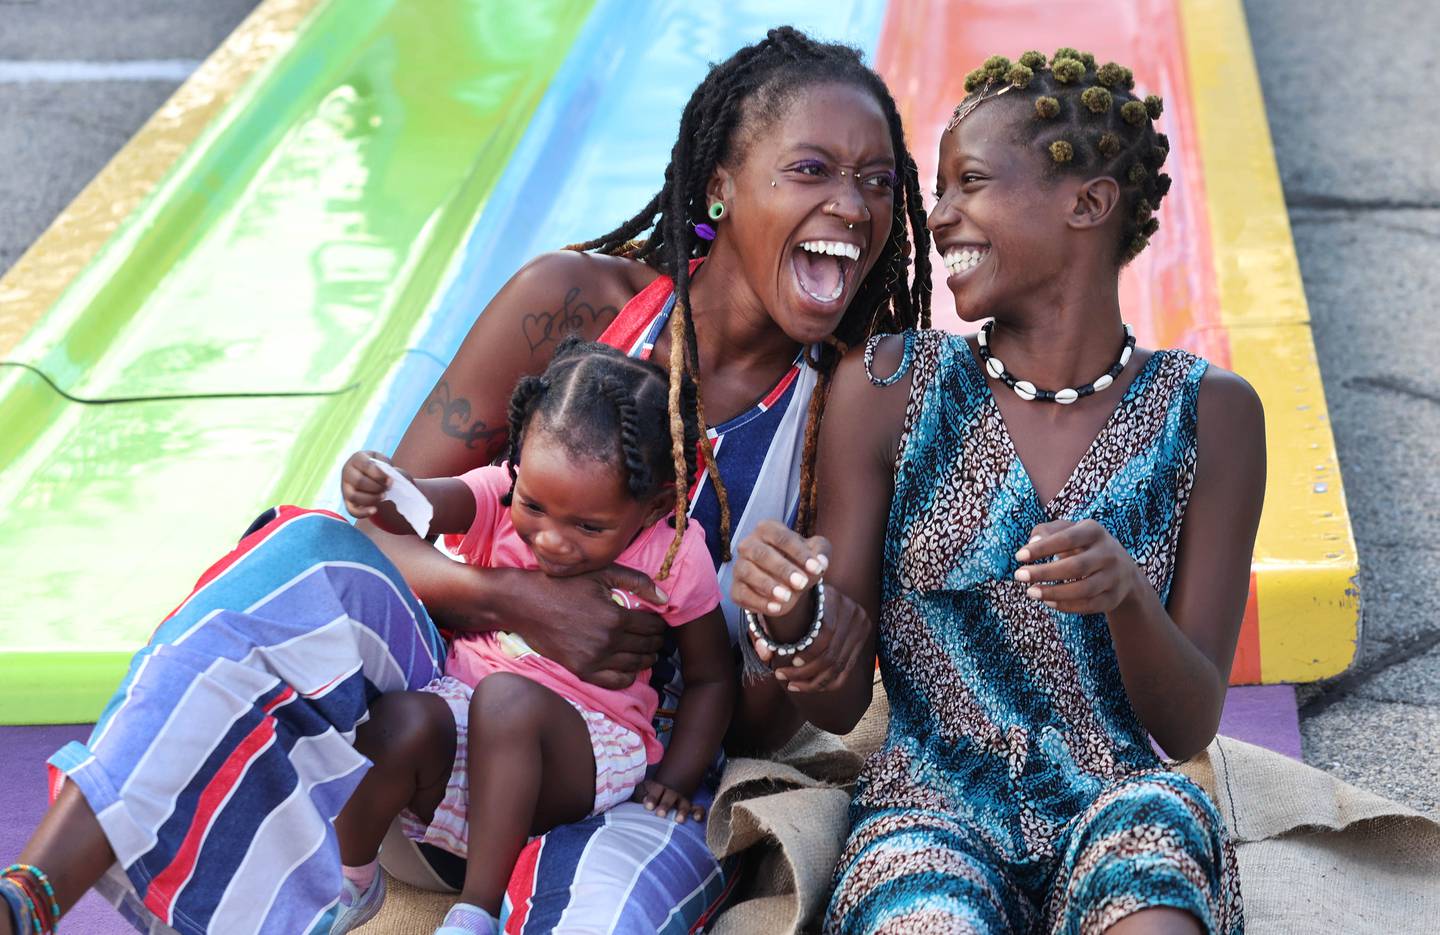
left=599, top=266, right=818, bottom=740
left=856, top=330, right=1209, bottom=866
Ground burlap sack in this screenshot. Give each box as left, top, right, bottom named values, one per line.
left=1176, top=736, right=1440, bottom=933
left=705, top=673, right=891, bottom=933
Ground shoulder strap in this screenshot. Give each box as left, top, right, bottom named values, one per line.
left=598, top=258, right=705, bottom=356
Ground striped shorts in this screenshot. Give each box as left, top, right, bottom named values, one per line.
left=399, top=675, right=648, bottom=857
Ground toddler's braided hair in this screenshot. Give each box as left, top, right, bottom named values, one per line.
left=503, top=338, right=701, bottom=579
left=954, top=49, right=1171, bottom=264
left=569, top=26, right=931, bottom=543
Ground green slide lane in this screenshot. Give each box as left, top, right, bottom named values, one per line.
left=0, top=0, right=593, bottom=723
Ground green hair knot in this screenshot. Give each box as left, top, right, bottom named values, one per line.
left=1096, top=62, right=1126, bottom=88
left=1079, top=51, right=1097, bottom=70
left=1053, top=58, right=1085, bottom=84
left=1019, top=50, right=1047, bottom=69
left=1050, top=140, right=1075, bottom=164
left=964, top=67, right=989, bottom=93
left=1135, top=199, right=1154, bottom=224
left=1141, top=217, right=1160, bottom=237
left=1035, top=96, right=1061, bottom=119
left=1155, top=173, right=1173, bottom=197
left=1098, top=132, right=1122, bottom=158
left=1006, top=63, right=1035, bottom=89
left=1128, top=163, right=1149, bottom=184
left=1121, top=100, right=1148, bottom=125
left=1145, top=94, right=1164, bottom=119
left=983, top=55, right=1012, bottom=77
left=1052, top=46, right=1082, bottom=65
left=1081, top=87, right=1113, bottom=114
left=1120, top=66, right=1136, bottom=90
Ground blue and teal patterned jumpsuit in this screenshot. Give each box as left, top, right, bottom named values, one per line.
left=827, top=332, right=1243, bottom=934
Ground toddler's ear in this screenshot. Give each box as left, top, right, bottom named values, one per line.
left=644, top=484, right=678, bottom=527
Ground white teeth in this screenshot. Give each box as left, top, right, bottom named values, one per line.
left=943, top=245, right=990, bottom=276
left=799, top=240, right=861, bottom=262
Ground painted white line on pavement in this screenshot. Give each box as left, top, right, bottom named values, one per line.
left=0, top=60, right=200, bottom=83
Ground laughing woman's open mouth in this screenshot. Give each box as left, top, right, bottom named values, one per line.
left=793, top=239, right=861, bottom=304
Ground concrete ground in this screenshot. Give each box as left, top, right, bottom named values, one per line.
left=1246, top=0, right=1440, bottom=816
left=0, top=0, right=1434, bottom=819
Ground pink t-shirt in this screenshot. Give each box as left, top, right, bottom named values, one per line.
left=442, top=465, right=721, bottom=762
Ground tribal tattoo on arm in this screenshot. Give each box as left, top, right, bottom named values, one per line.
left=424, top=381, right=505, bottom=451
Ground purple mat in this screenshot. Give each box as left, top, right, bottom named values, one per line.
left=1, top=685, right=1300, bottom=932
left=1218, top=684, right=1303, bottom=760
left=0, top=724, right=131, bottom=934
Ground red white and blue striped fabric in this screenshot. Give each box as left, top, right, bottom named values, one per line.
left=48, top=508, right=445, bottom=935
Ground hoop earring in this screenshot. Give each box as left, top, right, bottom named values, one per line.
left=708, top=202, right=726, bottom=221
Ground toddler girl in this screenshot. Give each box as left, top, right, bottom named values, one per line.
left=333, top=338, right=734, bottom=935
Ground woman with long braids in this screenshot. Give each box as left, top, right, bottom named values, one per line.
left=1, top=27, right=929, bottom=935
left=731, top=50, right=1260, bottom=933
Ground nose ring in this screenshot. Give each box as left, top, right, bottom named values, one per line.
left=847, top=222, right=855, bottom=229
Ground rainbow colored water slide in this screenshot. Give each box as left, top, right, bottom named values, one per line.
left=0, top=0, right=1357, bottom=725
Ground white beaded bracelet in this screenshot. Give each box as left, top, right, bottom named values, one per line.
left=744, top=579, right=825, bottom=659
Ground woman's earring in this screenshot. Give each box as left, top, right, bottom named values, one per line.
left=708, top=201, right=726, bottom=220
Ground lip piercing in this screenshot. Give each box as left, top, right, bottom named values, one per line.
left=771, top=180, right=777, bottom=188
left=847, top=222, right=855, bottom=229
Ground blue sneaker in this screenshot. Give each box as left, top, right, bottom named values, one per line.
left=329, top=870, right=386, bottom=934
left=434, top=902, right=498, bottom=935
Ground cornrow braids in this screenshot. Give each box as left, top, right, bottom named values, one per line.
left=502, top=337, right=702, bottom=578
left=568, top=26, right=931, bottom=553
left=501, top=375, right=550, bottom=506
left=955, top=48, right=1172, bottom=264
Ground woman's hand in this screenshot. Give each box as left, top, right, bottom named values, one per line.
left=504, top=564, right=670, bottom=691
left=342, top=450, right=405, bottom=520
left=631, top=779, right=704, bottom=823
left=1014, top=519, right=1144, bottom=615
left=758, top=585, right=873, bottom=694
left=731, top=520, right=829, bottom=617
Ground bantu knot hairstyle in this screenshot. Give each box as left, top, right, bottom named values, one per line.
left=956, top=48, right=1173, bottom=264
left=567, top=26, right=932, bottom=540
left=503, top=337, right=702, bottom=579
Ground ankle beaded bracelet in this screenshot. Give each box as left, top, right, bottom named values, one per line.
left=2, top=865, right=58, bottom=934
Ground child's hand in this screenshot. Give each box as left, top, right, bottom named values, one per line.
left=631, top=779, right=704, bottom=823
left=1013, top=519, right=1143, bottom=615
left=341, top=450, right=406, bottom=519
left=732, top=520, right=830, bottom=616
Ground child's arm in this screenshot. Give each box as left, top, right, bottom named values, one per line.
left=633, top=607, right=735, bottom=822
left=341, top=450, right=477, bottom=538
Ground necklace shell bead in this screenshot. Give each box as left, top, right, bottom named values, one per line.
left=977, top=321, right=1136, bottom=403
